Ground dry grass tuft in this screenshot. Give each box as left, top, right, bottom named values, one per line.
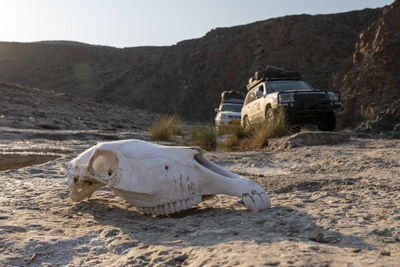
left=248, top=108, right=289, bottom=149
left=216, top=125, right=253, bottom=151
left=150, top=115, right=183, bottom=141
left=159, top=109, right=289, bottom=151
left=238, top=108, right=289, bottom=150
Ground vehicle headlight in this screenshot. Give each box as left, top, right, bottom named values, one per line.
left=327, top=91, right=339, bottom=101
left=278, top=93, right=294, bottom=103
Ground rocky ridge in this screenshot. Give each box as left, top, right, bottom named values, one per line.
left=0, top=8, right=385, bottom=123
left=336, top=0, right=400, bottom=129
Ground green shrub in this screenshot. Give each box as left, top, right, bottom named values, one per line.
left=150, top=115, right=183, bottom=140
left=187, top=125, right=217, bottom=151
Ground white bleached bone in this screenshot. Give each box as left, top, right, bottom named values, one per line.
left=66, top=139, right=270, bottom=215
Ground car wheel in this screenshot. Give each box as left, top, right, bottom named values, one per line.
left=265, top=108, right=274, bottom=124
left=318, top=112, right=336, bottom=131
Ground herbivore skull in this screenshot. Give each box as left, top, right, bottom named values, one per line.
left=66, top=139, right=270, bottom=215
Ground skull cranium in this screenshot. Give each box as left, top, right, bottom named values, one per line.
left=66, top=139, right=270, bottom=215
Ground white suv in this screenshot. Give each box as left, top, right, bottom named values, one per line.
left=241, top=69, right=342, bottom=130
left=215, top=103, right=242, bottom=127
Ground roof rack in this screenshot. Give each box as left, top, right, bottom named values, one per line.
left=222, top=98, right=244, bottom=104
left=247, top=66, right=302, bottom=90
left=220, top=91, right=245, bottom=104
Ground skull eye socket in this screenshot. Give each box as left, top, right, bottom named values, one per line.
left=90, top=150, right=119, bottom=178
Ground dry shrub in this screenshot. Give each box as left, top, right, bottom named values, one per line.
left=150, top=115, right=182, bottom=140
left=241, top=108, right=289, bottom=150
left=217, top=125, right=253, bottom=151
left=187, top=125, right=217, bottom=151
left=252, top=108, right=289, bottom=147
left=216, top=125, right=244, bottom=137
left=183, top=108, right=289, bottom=151
left=217, top=135, right=239, bottom=152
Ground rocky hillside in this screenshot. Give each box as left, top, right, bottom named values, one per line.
left=0, top=7, right=387, bottom=122
left=336, top=0, right=400, bottom=129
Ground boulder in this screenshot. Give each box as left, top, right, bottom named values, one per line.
left=269, top=131, right=350, bottom=150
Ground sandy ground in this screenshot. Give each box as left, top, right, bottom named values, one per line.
left=1, top=128, right=399, bottom=266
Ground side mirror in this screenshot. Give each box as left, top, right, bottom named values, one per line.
left=214, top=108, right=220, bottom=112
left=256, top=90, right=263, bottom=98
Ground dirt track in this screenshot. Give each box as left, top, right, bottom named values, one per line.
left=1, top=132, right=399, bottom=266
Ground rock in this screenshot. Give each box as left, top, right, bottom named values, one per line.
left=379, top=250, right=391, bottom=256
left=353, top=126, right=370, bottom=133
left=337, top=0, right=400, bottom=128
left=387, top=131, right=400, bottom=139
left=165, top=254, right=188, bottom=265
left=351, top=132, right=372, bottom=139
left=311, top=232, right=327, bottom=243
left=367, top=113, right=400, bottom=134
left=269, top=131, right=350, bottom=149
left=300, top=124, right=319, bottom=131
left=102, top=229, right=120, bottom=237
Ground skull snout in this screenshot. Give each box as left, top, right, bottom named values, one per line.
left=193, top=150, right=270, bottom=210
left=66, top=161, right=79, bottom=186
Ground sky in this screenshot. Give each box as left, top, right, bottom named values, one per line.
left=0, top=0, right=394, bottom=48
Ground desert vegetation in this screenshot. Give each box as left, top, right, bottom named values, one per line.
left=149, top=114, right=183, bottom=141
left=151, top=109, right=290, bottom=151
left=186, top=125, right=217, bottom=151
left=224, top=108, right=290, bottom=151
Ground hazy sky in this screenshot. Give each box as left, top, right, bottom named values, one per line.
left=0, top=0, right=393, bottom=48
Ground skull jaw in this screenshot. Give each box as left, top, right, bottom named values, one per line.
left=111, top=186, right=269, bottom=216
left=112, top=187, right=204, bottom=215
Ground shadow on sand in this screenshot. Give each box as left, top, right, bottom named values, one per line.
left=71, top=197, right=374, bottom=250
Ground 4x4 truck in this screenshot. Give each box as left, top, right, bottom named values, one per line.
left=215, top=91, right=244, bottom=128
left=241, top=67, right=342, bottom=130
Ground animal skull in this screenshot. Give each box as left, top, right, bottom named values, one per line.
left=66, top=139, right=270, bottom=215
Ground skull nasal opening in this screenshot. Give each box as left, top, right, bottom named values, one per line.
left=194, top=153, right=233, bottom=177
left=90, top=150, right=119, bottom=178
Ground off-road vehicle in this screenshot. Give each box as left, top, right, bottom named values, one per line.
left=241, top=67, right=342, bottom=130
left=214, top=91, right=244, bottom=128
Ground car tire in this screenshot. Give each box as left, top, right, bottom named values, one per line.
left=265, top=108, right=274, bottom=124
left=318, top=111, right=336, bottom=131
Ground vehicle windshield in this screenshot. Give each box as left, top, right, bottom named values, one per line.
left=220, top=104, right=242, bottom=112
left=266, top=81, right=313, bottom=93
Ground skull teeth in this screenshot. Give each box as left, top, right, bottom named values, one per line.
left=136, top=196, right=201, bottom=216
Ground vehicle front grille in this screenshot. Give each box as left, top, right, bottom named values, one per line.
left=228, top=115, right=241, bottom=120
left=294, top=92, right=327, bottom=103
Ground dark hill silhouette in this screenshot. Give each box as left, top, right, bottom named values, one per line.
left=0, top=7, right=388, bottom=124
